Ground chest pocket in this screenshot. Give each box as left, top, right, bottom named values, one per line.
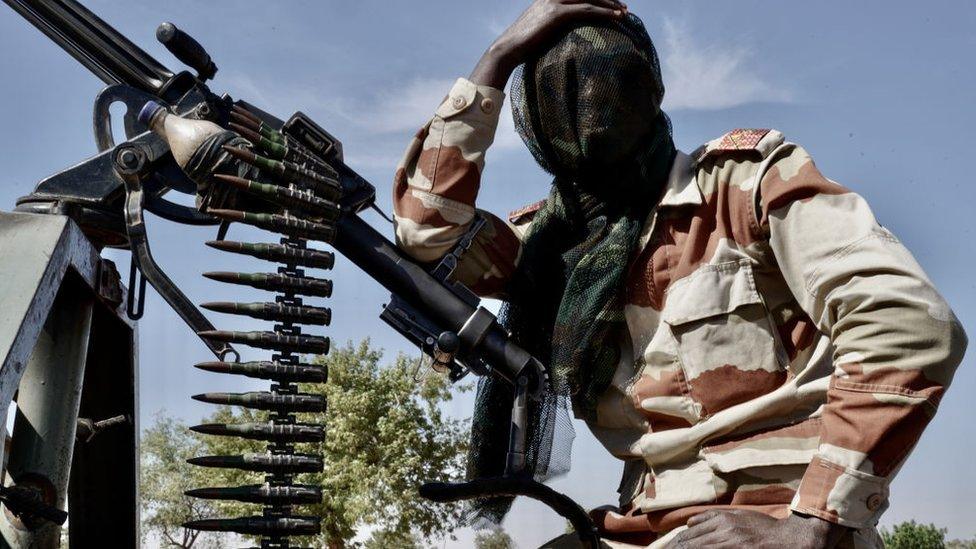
left=663, top=259, right=789, bottom=417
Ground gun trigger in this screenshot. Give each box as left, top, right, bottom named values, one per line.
left=413, top=336, right=436, bottom=382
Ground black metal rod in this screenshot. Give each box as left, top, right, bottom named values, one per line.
left=333, top=214, right=535, bottom=384
left=505, top=376, right=529, bottom=475
left=3, top=0, right=174, bottom=91
left=419, top=478, right=601, bottom=548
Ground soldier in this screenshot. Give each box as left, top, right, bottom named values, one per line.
left=392, top=1, right=967, bottom=547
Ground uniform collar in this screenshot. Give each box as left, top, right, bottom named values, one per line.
left=636, top=150, right=700, bottom=250
left=657, top=150, right=701, bottom=209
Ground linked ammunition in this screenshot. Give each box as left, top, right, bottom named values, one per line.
left=231, top=105, right=284, bottom=143
left=230, top=113, right=283, bottom=145
left=187, top=453, right=324, bottom=474
left=202, top=271, right=333, bottom=297
left=212, top=174, right=340, bottom=219
left=183, top=516, right=320, bottom=536
left=194, top=361, right=328, bottom=384
left=197, top=330, right=330, bottom=354
left=201, top=301, right=332, bottom=325
left=222, top=145, right=340, bottom=198
left=230, top=104, right=262, bottom=126
left=204, top=240, right=335, bottom=269
left=229, top=122, right=331, bottom=171
left=229, top=122, right=288, bottom=157
left=190, top=119, right=335, bottom=545
left=190, top=422, right=324, bottom=443
left=191, top=391, right=327, bottom=413
left=208, top=209, right=336, bottom=243
left=185, top=483, right=322, bottom=505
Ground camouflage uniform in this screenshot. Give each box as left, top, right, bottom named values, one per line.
left=393, top=78, right=967, bottom=548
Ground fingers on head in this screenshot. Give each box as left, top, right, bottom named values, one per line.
left=576, top=0, right=627, bottom=9
left=564, top=0, right=626, bottom=7
left=561, top=2, right=625, bottom=20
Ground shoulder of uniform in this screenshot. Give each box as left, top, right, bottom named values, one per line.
left=508, top=199, right=546, bottom=224
left=692, top=128, right=786, bottom=164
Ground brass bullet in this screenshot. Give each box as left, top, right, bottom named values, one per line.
left=204, top=240, right=335, bottom=269
left=189, top=422, right=324, bottom=443
left=183, top=516, right=320, bottom=536
left=187, top=453, right=323, bottom=474
left=202, top=271, right=333, bottom=297
left=191, top=391, right=326, bottom=413
left=197, top=329, right=330, bottom=354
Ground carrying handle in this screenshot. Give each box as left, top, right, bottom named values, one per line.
left=156, top=22, right=217, bottom=81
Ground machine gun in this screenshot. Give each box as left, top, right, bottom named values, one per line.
left=1, top=0, right=600, bottom=547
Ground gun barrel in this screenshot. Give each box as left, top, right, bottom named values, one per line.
left=4, top=0, right=174, bottom=92
left=333, top=214, right=538, bottom=385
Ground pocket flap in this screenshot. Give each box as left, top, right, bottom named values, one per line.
left=664, top=260, right=762, bottom=325
left=434, top=78, right=478, bottom=120
left=701, top=418, right=822, bottom=473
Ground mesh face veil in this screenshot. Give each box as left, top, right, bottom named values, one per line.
left=511, top=15, right=668, bottom=183
left=467, top=15, right=677, bottom=525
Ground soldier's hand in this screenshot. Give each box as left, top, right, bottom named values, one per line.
left=469, top=0, right=628, bottom=89
left=670, top=509, right=847, bottom=549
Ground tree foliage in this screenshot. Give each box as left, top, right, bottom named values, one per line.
left=362, top=528, right=422, bottom=548
left=141, top=340, right=469, bottom=548
left=475, top=528, right=517, bottom=549
left=881, top=520, right=947, bottom=549
left=140, top=413, right=227, bottom=548
left=877, top=520, right=976, bottom=549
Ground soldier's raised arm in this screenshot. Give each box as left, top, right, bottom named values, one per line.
left=392, top=0, right=627, bottom=297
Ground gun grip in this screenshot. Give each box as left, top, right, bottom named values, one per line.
left=156, top=22, right=217, bottom=81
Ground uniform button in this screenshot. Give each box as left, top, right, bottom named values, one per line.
left=451, top=96, right=467, bottom=110
left=480, top=97, right=495, bottom=114
left=866, top=493, right=884, bottom=511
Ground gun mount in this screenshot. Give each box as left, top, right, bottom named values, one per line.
left=0, top=0, right=600, bottom=547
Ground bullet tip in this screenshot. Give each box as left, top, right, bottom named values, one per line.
left=194, top=361, right=230, bottom=372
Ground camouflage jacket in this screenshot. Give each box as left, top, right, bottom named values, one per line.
left=392, top=78, right=967, bottom=540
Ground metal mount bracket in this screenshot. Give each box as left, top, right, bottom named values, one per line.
left=456, top=306, right=497, bottom=377
left=430, top=215, right=487, bottom=308
left=113, top=141, right=237, bottom=361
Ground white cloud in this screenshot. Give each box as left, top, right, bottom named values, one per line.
left=494, top=95, right=524, bottom=151
left=347, top=16, right=795, bottom=147
left=486, top=16, right=510, bottom=38
left=352, top=76, right=526, bottom=154
left=343, top=150, right=405, bottom=172
left=357, top=77, right=455, bottom=134
left=659, top=18, right=792, bottom=111
left=220, top=71, right=357, bottom=127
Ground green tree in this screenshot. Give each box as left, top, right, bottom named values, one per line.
left=475, top=528, right=516, bottom=549
left=143, top=340, right=469, bottom=549
left=362, top=528, right=422, bottom=548
left=881, top=520, right=947, bottom=549
left=140, top=413, right=228, bottom=548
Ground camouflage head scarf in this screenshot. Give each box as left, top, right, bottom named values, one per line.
left=468, top=14, right=676, bottom=523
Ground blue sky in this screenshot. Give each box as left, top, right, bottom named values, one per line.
left=1, top=0, right=974, bottom=545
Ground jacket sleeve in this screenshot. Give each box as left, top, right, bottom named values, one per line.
left=392, top=77, right=523, bottom=298
left=753, top=143, right=967, bottom=529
